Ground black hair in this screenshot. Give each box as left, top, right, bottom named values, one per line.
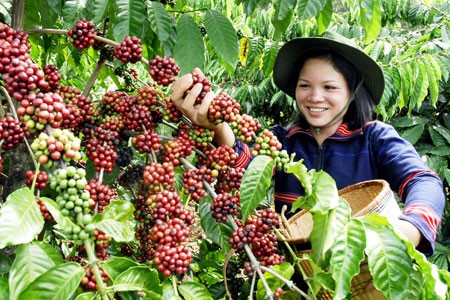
left=287, top=49, right=375, bottom=131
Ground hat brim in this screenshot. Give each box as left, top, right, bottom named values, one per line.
left=273, top=37, right=385, bottom=105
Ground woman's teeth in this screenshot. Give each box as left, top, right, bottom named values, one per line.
left=309, top=107, right=326, bottom=112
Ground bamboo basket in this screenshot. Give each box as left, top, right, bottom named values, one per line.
left=283, top=180, right=401, bottom=299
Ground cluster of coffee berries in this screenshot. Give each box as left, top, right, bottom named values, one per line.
left=182, top=165, right=214, bottom=202
left=114, top=36, right=143, bottom=64
left=206, top=145, right=238, bottom=173
left=136, top=84, right=161, bottom=108
left=188, top=125, right=214, bottom=148
left=210, top=192, right=240, bottom=222
left=42, top=65, right=61, bottom=92
left=207, top=92, right=241, bottom=124
left=36, top=199, right=53, bottom=221
left=215, top=167, right=245, bottom=194
left=84, top=179, right=118, bottom=213
left=228, top=209, right=284, bottom=271
left=2, top=57, right=47, bottom=101
left=68, top=18, right=96, bottom=50
left=143, top=162, right=175, bottom=192
left=0, top=116, right=29, bottom=150
left=30, top=129, right=82, bottom=167
left=149, top=55, right=180, bottom=86
left=80, top=266, right=110, bottom=291
left=252, top=129, right=289, bottom=170
left=17, top=91, right=70, bottom=132
left=132, top=129, right=161, bottom=154
left=84, top=127, right=119, bottom=173
left=24, top=170, right=48, bottom=190
left=152, top=244, right=192, bottom=277
left=162, top=134, right=193, bottom=167
left=230, top=113, right=262, bottom=143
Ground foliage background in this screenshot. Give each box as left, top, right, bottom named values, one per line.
left=0, top=0, right=449, bottom=278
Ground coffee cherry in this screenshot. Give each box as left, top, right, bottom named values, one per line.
left=149, top=55, right=180, bottom=86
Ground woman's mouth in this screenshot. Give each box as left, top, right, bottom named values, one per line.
left=308, top=107, right=327, bottom=112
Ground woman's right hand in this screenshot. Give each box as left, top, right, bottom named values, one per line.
left=170, top=68, right=236, bottom=147
left=170, top=68, right=216, bottom=130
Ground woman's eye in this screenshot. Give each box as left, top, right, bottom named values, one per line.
left=325, top=85, right=336, bottom=90
left=298, top=84, right=309, bottom=88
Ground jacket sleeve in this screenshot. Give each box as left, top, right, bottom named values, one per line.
left=370, top=122, right=445, bottom=255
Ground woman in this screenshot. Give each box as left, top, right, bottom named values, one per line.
left=170, top=32, right=445, bottom=255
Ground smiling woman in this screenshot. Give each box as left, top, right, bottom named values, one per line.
left=170, top=31, right=445, bottom=259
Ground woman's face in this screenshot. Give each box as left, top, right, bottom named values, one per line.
left=295, top=57, right=351, bottom=132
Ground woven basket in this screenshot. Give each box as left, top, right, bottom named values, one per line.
left=284, top=180, right=401, bottom=299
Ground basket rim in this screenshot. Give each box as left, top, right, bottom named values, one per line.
left=285, top=179, right=393, bottom=244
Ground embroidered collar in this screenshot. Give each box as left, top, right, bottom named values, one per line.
left=286, top=122, right=364, bottom=140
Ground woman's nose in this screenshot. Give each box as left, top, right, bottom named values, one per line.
left=308, top=88, right=323, bottom=101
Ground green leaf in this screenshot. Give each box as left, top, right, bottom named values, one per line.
left=428, top=125, right=448, bottom=147
left=392, top=116, right=427, bottom=128
left=9, top=242, right=63, bottom=299
left=94, top=219, right=134, bottom=242
left=112, top=0, right=147, bottom=42
left=286, top=159, right=312, bottom=195
left=0, top=276, right=9, bottom=300
left=400, top=123, right=425, bottom=145
left=310, top=209, right=337, bottom=267
left=360, top=0, right=382, bottom=43
left=428, top=145, right=450, bottom=156
left=147, top=1, right=173, bottom=43
left=199, top=199, right=232, bottom=252
left=87, top=0, right=109, bottom=25
left=398, top=63, right=413, bottom=110
left=271, top=0, right=295, bottom=41
left=362, top=214, right=413, bottom=299
left=18, top=262, right=84, bottom=300
left=239, top=155, right=275, bottom=221
left=74, top=292, right=96, bottom=300
left=93, top=199, right=135, bottom=223
left=0, top=187, right=44, bottom=249
left=410, top=60, right=429, bottom=113
left=330, top=219, right=366, bottom=299
left=422, top=55, right=440, bottom=106
left=262, top=42, right=278, bottom=77
left=102, top=256, right=139, bottom=280
left=62, top=0, right=86, bottom=24
left=115, top=266, right=162, bottom=298
left=38, top=197, right=76, bottom=231
left=405, top=242, right=448, bottom=298
left=178, top=282, right=213, bottom=300
left=246, top=37, right=265, bottom=70
left=0, top=251, right=12, bottom=275
left=431, top=125, right=450, bottom=144
left=310, top=170, right=339, bottom=212
left=297, top=0, right=328, bottom=20
left=315, top=0, right=332, bottom=35
left=174, top=14, right=205, bottom=75
left=204, top=10, right=239, bottom=71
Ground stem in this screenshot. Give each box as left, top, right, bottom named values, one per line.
left=83, top=58, right=106, bottom=97
left=259, top=265, right=313, bottom=300
left=84, top=239, right=109, bottom=300
left=30, top=163, right=41, bottom=194
left=171, top=275, right=179, bottom=296
left=178, top=156, right=275, bottom=299
left=249, top=272, right=257, bottom=299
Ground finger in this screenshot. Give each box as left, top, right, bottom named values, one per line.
left=181, top=82, right=202, bottom=111
left=198, top=90, right=215, bottom=120
left=170, top=73, right=193, bottom=104
left=192, top=67, right=205, bottom=78
left=364, top=282, right=375, bottom=292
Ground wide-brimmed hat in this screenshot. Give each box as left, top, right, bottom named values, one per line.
left=273, top=31, right=385, bottom=104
